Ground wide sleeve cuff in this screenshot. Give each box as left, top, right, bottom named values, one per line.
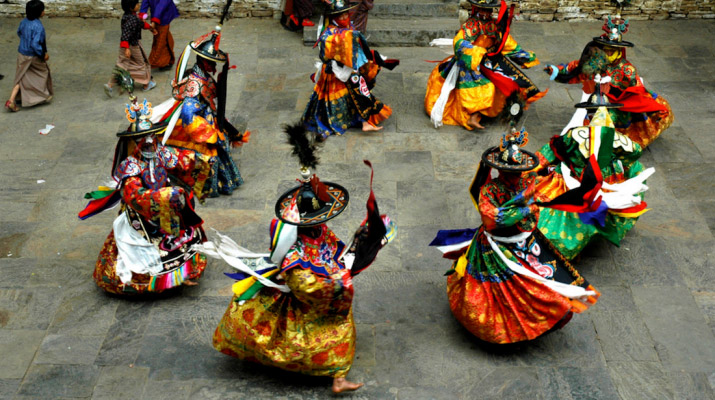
left=120, top=41, right=130, bottom=49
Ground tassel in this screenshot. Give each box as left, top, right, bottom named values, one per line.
left=148, top=261, right=191, bottom=291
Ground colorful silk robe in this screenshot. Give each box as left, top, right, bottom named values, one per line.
left=214, top=224, right=356, bottom=377
left=166, top=64, right=243, bottom=198
left=94, top=145, right=208, bottom=295
left=534, top=126, right=647, bottom=260
left=425, top=16, right=543, bottom=130
left=301, top=23, right=391, bottom=139
left=439, top=172, right=598, bottom=344
left=552, top=49, right=673, bottom=148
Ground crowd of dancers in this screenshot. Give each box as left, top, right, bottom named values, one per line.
left=55, top=0, right=676, bottom=394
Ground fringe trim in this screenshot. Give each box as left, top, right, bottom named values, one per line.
left=148, top=257, right=193, bottom=291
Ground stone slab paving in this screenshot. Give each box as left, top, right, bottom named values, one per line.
left=0, top=16, right=713, bottom=399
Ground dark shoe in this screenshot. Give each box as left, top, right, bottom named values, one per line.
left=158, top=64, right=173, bottom=72
left=281, top=14, right=302, bottom=32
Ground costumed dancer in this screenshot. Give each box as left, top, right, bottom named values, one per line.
left=6, top=0, right=53, bottom=112
left=140, top=0, right=179, bottom=70
left=544, top=15, right=673, bottom=148
left=425, top=0, right=546, bottom=130
left=280, top=0, right=316, bottom=31
left=197, top=126, right=395, bottom=393
left=533, top=81, right=653, bottom=260
left=430, top=130, right=599, bottom=343
left=78, top=79, right=211, bottom=295
left=349, top=0, right=373, bottom=34
left=300, top=0, right=399, bottom=140
left=105, top=0, right=158, bottom=97
left=152, top=1, right=249, bottom=198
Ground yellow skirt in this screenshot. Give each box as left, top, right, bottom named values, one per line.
left=424, top=57, right=505, bottom=130
left=213, top=288, right=356, bottom=378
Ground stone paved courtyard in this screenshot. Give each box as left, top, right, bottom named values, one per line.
left=0, top=15, right=714, bottom=400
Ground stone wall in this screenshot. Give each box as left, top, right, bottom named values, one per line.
left=0, top=0, right=282, bottom=18
left=459, top=0, right=715, bottom=21
left=1, top=0, right=713, bottom=20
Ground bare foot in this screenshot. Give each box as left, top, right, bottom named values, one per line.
left=362, top=122, right=383, bottom=132
left=182, top=280, right=199, bottom=287
left=332, top=377, right=364, bottom=393
left=467, top=113, right=485, bottom=130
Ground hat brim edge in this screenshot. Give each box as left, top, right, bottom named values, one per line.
left=481, top=146, right=540, bottom=172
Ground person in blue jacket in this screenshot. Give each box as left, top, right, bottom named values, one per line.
left=6, top=0, right=53, bottom=112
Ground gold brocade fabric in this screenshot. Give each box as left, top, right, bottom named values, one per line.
left=213, top=266, right=356, bottom=377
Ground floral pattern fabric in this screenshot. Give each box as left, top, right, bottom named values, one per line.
left=443, top=172, right=598, bottom=344
left=213, top=224, right=356, bottom=377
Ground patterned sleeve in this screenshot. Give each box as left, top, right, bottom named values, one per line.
left=453, top=29, right=487, bottom=71
left=532, top=141, right=557, bottom=175
left=621, top=63, right=640, bottom=87
left=479, top=183, right=534, bottom=230
left=284, top=266, right=354, bottom=315
left=121, top=176, right=186, bottom=236
left=120, top=15, right=135, bottom=48
left=502, top=35, right=539, bottom=68
left=552, top=59, right=588, bottom=85
left=179, top=95, right=221, bottom=144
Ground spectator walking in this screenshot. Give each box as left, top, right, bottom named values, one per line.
left=105, top=0, right=157, bottom=97
left=140, top=0, right=179, bottom=70
left=6, top=0, right=53, bottom=112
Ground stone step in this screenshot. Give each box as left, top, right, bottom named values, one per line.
left=371, top=0, right=458, bottom=19
left=303, top=17, right=459, bottom=47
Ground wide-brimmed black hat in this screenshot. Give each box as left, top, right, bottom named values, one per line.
left=325, top=0, right=358, bottom=15
left=481, top=128, right=539, bottom=172
left=467, top=0, right=501, bottom=8
left=593, top=15, right=634, bottom=48
left=574, top=77, right=623, bottom=109
left=593, top=35, right=634, bottom=48
left=117, top=98, right=168, bottom=137
left=275, top=170, right=349, bottom=226
left=190, top=27, right=228, bottom=63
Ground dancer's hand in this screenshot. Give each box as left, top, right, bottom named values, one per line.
left=124, top=48, right=131, bottom=58
left=44, top=53, right=49, bottom=61
left=544, top=64, right=559, bottom=80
